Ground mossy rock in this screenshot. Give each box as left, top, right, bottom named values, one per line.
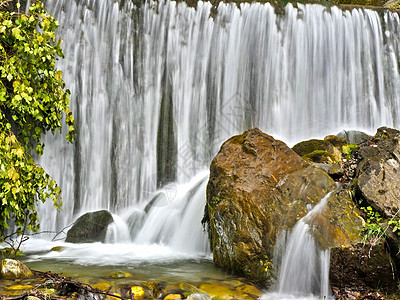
left=50, top=246, right=66, bottom=252
left=302, top=150, right=337, bottom=163
left=1, top=259, right=33, bottom=279
left=65, top=210, right=114, bottom=243
left=324, top=135, right=347, bottom=147
left=292, top=139, right=335, bottom=157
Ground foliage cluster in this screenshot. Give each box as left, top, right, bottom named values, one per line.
left=342, top=144, right=359, bottom=159
left=361, top=205, right=400, bottom=244
left=0, top=1, right=73, bottom=237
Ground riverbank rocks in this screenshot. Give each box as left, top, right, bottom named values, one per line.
left=66, top=210, right=114, bottom=243
left=204, top=127, right=399, bottom=293
left=1, top=259, right=33, bottom=279
left=355, top=127, right=400, bottom=217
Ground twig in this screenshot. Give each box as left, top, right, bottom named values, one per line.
left=32, top=270, right=129, bottom=300
left=51, top=222, right=74, bottom=241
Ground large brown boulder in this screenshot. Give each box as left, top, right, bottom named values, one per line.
left=203, top=128, right=398, bottom=292
left=203, top=128, right=319, bottom=285
left=356, top=127, right=400, bottom=217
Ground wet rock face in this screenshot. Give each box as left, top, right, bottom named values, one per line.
left=356, top=127, right=400, bottom=217
left=203, top=128, right=348, bottom=286
left=204, top=128, right=399, bottom=292
left=204, top=128, right=308, bottom=285
left=66, top=210, right=114, bottom=243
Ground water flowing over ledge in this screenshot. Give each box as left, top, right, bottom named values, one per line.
left=38, top=0, right=400, bottom=250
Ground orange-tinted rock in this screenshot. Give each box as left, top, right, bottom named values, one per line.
left=204, top=128, right=398, bottom=292
left=203, top=128, right=337, bottom=286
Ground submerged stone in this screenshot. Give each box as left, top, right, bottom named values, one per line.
left=50, top=246, right=66, bottom=252
left=131, top=286, right=146, bottom=299
left=163, top=293, right=183, bottom=300
left=108, top=271, right=133, bottom=278
left=65, top=210, right=114, bottom=243
left=236, top=284, right=262, bottom=297
left=92, top=281, right=112, bottom=291
left=198, top=283, right=236, bottom=299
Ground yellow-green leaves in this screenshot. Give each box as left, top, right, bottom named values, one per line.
left=0, top=1, right=72, bottom=235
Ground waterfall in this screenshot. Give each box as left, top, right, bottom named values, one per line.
left=262, top=191, right=336, bottom=300
left=38, top=0, right=400, bottom=248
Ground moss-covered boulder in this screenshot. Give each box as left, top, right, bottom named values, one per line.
left=302, top=150, right=336, bottom=163
left=292, top=138, right=341, bottom=163
left=324, top=135, right=347, bottom=147
left=292, top=139, right=335, bottom=157
left=65, top=210, right=114, bottom=243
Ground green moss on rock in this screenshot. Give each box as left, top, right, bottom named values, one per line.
left=292, top=139, right=335, bottom=157
left=324, top=135, right=347, bottom=147
left=302, top=150, right=337, bottom=163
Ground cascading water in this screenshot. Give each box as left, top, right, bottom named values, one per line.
left=262, top=190, right=336, bottom=300
left=35, top=0, right=400, bottom=259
